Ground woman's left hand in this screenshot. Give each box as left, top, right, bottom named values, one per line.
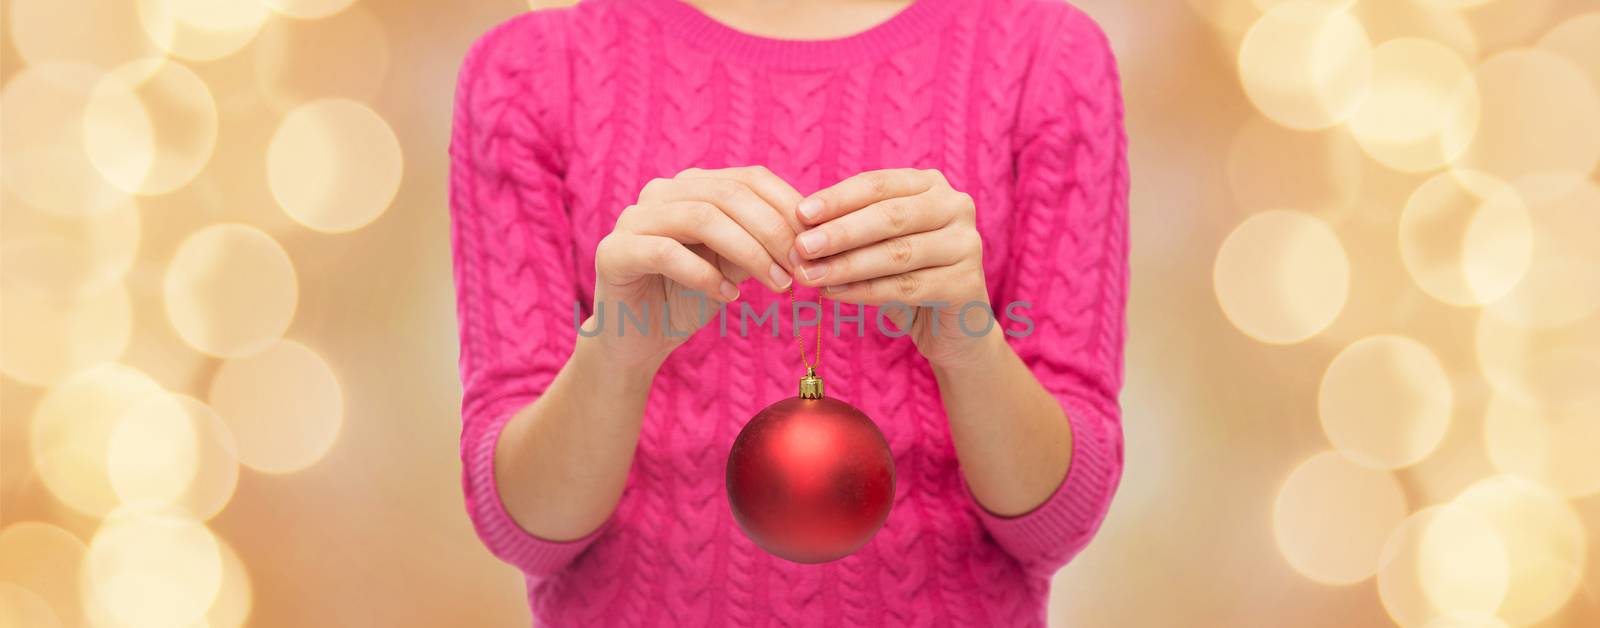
left=790, top=168, right=1000, bottom=369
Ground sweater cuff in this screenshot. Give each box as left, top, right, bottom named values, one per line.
left=968, top=393, right=1121, bottom=569
left=464, top=396, right=611, bottom=577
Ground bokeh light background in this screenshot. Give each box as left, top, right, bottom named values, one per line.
left=1, top=0, right=1597, bottom=626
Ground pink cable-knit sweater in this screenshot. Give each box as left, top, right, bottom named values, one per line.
left=448, top=0, right=1127, bottom=625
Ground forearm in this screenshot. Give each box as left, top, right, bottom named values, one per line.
left=933, top=328, right=1073, bottom=517
left=493, top=333, right=659, bottom=541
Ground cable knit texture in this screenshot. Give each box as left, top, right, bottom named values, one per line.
left=448, top=0, right=1128, bottom=625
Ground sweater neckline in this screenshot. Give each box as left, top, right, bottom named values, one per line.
left=639, top=0, right=957, bottom=70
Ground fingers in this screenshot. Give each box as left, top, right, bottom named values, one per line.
left=796, top=168, right=936, bottom=226
left=820, top=267, right=952, bottom=307
left=792, top=191, right=955, bottom=260
left=640, top=174, right=801, bottom=277
left=619, top=201, right=791, bottom=291
left=795, top=228, right=970, bottom=287
left=677, top=166, right=807, bottom=234
left=597, top=233, right=740, bottom=302
left=716, top=255, right=752, bottom=287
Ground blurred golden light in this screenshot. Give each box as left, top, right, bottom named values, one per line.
left=1404, top=435, right=1499, bottom=512
left=1481, top=179, right=1600, bottom=329
left=0, top=522, right=86, bottom=628
left=1378, top=505, right=1509, bottom=628
left=1427, top=506, right=1510, bottom=621
left=267, top=99, right=403, bottom=233
left=1454, top=0, right=1557, bottom=52
left=118, top=297, right=215, bottom=413
left=160, top=0, right=271, bottom=32
left=82, top=510, right=222, bottom=628
left=1445, top=51, right=1600, bottom=190
left=1225, top=117, right=1363, bottom=218
left=79, top=79, right=153, bottom=200
left=206, top=539, right=254, bottom=628
left=1319, top=335, right=1453, bottom=469
left=1483, top=392, right=1600, bottom=499
left=1348, top=38, right=1478, bottom=173
left=1399, top=170, right=1531, bottom=307
left=0, top=583, right=61, bottom=628
left=1, top=65, right=132, bottom=217
left=163, top=224, right=299, bottom=358
left=159, top=396, right=241, bottom=520
left=1214, top=210, right=1349, bottom=344
left=6, top=0, right=158, bottom=70
left=207, top=340, right=344, bottom=474
left=29, top=364, right=165, bottom=517
left=1451, top=476, right=1586, bottom=626
left=1539, top=12, right=1600, bottom=90
left=84, top=58, right=218, bottom=196
left=1418, top=507, right=1511, bottom=623
left=1354, top=0, right=1478, bottom=62
left=0, top=193, right=140, bottom=301
left=0, top=280, right=133, bottom=388
left=267, top=0, right=357, bottom=20
left=0, top=192, right=140, bottom=385
left=1237, top=3, right=1371, bottom=130
left=1415, top=0, right=1496, bottom=9
left=1272, top=451, right=1407, bottom=585
left=1476, top=305, right=1600, bottom=417
left=1185, top=0, right=1261, bottom=42
left=134, top=0, right=269, bottom=62
left=1250, top=0, right=1354, bottom=9
left=1422, top=613, right=1508, bottom=628
left=254, top=4, right=391, bottom=109
left=107, top=393, right=201, bottom=510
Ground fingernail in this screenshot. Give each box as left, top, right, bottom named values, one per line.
left=797, top=198, right=822, bottom=221
left=788, top=248, right=803, bottom=269
left=796, top=230, right=826, bottom=256
left=824, top=282, right=849, bottom=294
left=799, top=262, right=828, bottom=282
left=769, top=264, right=792, bottom=289
left=720, top=280, right=740, bottom=301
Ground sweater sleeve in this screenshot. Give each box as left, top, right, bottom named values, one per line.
left=449, top=13, right=604, bottom=579
left=969, top=5, right=1129, bottom=577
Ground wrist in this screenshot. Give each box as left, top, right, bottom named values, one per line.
left=573, top=333, right=663, bottom=391
left=929, top=325, right=1009, bottom=375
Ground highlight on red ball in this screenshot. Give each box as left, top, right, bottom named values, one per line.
left=727, top=396, right=896, bottom=564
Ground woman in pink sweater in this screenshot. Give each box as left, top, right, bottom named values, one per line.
left=449, top=0, right=1127, bottom=624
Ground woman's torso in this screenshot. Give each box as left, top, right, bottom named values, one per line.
left=518, top=0, right=1063, bottom=624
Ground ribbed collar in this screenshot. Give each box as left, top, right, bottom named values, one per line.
left=638, top=0, right=958, bottom=70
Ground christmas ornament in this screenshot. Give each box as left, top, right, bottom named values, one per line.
left=726, top=289, right=895, bottom=564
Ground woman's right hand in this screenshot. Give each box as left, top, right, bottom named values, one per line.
left=590, top=166, right=805, bottom=368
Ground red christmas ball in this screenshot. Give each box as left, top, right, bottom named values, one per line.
left=726, top=395, right=895, bottom=563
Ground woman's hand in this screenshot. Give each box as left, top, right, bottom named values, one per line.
left=593, top=166, right=804, bottom=368
left=789, top=168, right=998, bottom=369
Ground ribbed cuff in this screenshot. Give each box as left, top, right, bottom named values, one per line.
left=464, top=396, right=611, bottom=577
left=968, top=394, right=1121, bottom=568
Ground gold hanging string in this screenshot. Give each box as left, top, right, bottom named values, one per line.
left=790, top=285, right=823, bottom=370
left=791, top=286, right=825, bottom=399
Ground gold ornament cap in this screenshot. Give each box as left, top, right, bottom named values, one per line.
left=798, top=367, right=825, bottom=399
